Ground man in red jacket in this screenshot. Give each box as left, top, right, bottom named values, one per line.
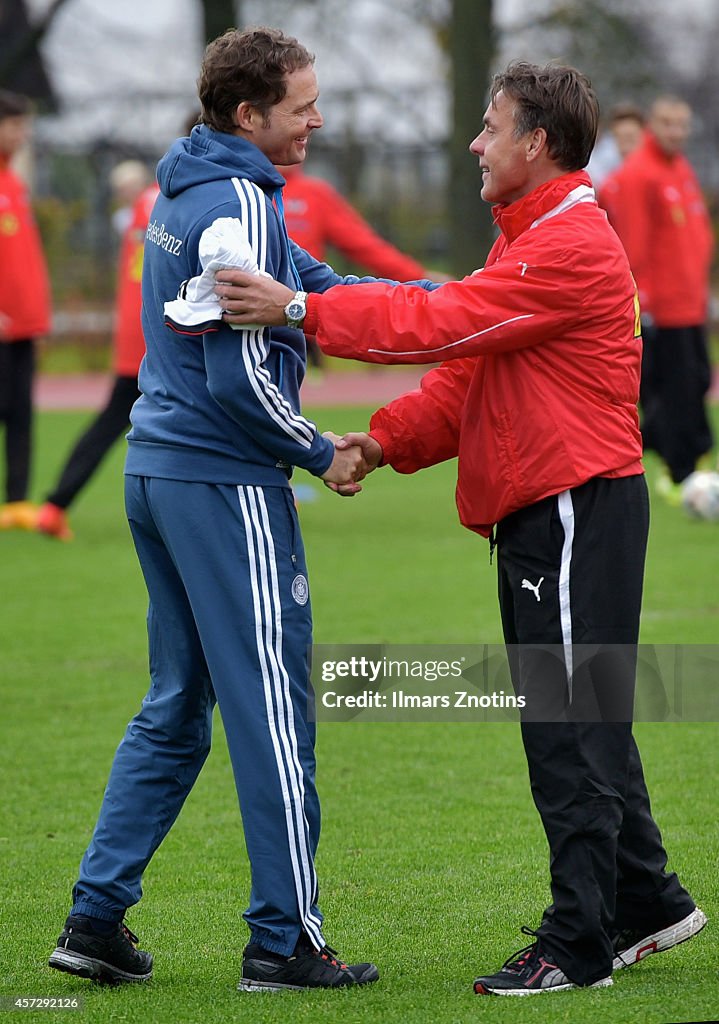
left=216, top=61, right=705, bottom=996
left=599, top=96, right=714, bottom=497
left=36, top=164, right=158, bottom=541
left=0, top=90, right=51, bottom=530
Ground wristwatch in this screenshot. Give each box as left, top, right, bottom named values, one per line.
left=284, top=290, right=307, bottom=328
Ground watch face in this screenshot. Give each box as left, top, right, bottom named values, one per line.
left=287, top=301, right=305, bottom=322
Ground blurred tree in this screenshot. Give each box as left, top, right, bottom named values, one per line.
left=0, top=0, right=70, bottom=106
left=448, top=0, right=495, bottom=275
left=201, top=0, right=242, bottom=44
left=495, top=0, right=719, bottom=198
left=500, top=0, right=659, bottom=107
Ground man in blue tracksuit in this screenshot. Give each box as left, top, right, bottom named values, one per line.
left=49, top=27, right=429, bottom=992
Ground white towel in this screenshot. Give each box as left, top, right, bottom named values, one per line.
left=164, top=217, right=269, bottom=334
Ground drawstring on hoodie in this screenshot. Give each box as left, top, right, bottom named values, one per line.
left=272, top=189, right=303, bottom=290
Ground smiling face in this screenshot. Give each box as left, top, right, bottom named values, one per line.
left=469, top=91, right=536, bottom=206
left=241, top=64, right=323, bottom=166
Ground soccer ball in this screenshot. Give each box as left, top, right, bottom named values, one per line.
left=681, top=471, right=719, bottom=521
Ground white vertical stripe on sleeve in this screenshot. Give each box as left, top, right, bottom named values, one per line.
left=229, top=177, right=316, bottom=447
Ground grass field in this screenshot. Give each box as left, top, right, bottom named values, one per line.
left=1, top=405, right=718, bottom=1024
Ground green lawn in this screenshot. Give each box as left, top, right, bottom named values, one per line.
left=0, top=406, right=717, bottom=1024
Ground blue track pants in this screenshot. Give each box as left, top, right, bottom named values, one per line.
left=71, top=476, right=324, bottom=955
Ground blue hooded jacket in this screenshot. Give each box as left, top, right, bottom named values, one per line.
left=126, top=125, right=388, bottom=486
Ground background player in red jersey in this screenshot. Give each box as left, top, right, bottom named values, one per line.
left=36, top=162, right=159, bottom=540
left=0, top=90, right=52, bottom=531
left=598, top=96, right=714, bottom=501
left=280, top=162, right=445, bottom=370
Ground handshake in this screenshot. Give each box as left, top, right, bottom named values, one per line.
left=320, top=431, right=383, bottom=497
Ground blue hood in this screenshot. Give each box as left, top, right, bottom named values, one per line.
left=156, top=124, right=286, bottom=198
left=127, top=121, right=341, bottom=488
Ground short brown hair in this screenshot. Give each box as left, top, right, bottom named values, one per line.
left=608, top=102, right=645, bottom=128
left=490, top=61, right=599, bottom=171
left=198, top=26, right=314, bottom=133
left=0, top=89, right=31, bottom=122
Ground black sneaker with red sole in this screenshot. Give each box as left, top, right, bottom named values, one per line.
left=48, top=916, right=153, bottom=985
left=239, top=934, right=379, bottom=991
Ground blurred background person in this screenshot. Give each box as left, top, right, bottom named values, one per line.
left=0, top=90, right=52, bottom=531
left=280, top=161, right=446, bottom=370
left=608, top=102, right=645, bottom=162
left=35, top=161, right=158, bottom=540
left=109, top=159, right=153, bottom=237
left=588, top=102, right=645, bottom=189
left=597, top=103, right=646, bottom=219
left=599, top=96, right=715, bottom=502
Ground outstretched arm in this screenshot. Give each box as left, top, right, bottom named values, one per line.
left=215, top=238, right=578, bottom=365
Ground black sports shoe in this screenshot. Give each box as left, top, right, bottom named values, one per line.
left=473, top=928, right=612, bottom=996
left=612, top=906, right=707, bottom=971
left=48, top=915, right=153, bottom=985
left=238, top=933, right=379, bottom=991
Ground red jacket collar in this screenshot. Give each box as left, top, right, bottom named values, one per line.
left=492, top=170, right=594, bottom=245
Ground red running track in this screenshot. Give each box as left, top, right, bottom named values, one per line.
left=36, top=366, right=719, bottom=411
left=35, top=368, right=428, bottom=411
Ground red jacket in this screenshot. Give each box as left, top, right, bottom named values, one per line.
left=282, top=166, right=427, bottom=279
left=303, top=171, right=644, bottom=536
left=113, top=184, right=158, bottom=375
left=598, top=132, right=713, bottom=327
left=0, top=158, right=51, bottom=341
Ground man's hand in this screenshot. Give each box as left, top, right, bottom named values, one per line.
left=335, top=432, right=383, bottom=471
left=214, top=269, right=294, bottom=326
left=320, top=431, right=368, bottom=497
left=322, top=431, right=383, bottom=497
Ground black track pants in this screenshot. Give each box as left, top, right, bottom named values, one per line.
left=45, top=375, right=140, bottom=509
left=0, top=338, right=35, bottom=502
left=496, top=475, right=695, bottom=985
left=640, top=324, right=714, bottom=483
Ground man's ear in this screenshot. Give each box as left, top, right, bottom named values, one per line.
left=526, top=127, right=548, bottom=163
left=235, top=101, right=257, bottom=133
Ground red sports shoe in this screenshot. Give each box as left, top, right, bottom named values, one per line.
left=35, top=502, right=74, bottom=541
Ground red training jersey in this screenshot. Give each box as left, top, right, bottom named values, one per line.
left=281, top=166, right=427, bottom=280
left=598, top=132, right=713, bottom=327
left=113, top=184, right=159, bottom=375
left=0, top=157, right=51, bottom=341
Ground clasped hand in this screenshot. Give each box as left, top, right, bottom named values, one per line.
left=320, top=432, right=383, bottom=498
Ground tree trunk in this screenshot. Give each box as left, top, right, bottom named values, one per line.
left=201, top=0, right=241, bottom=45
left=448, top=0, right=495, bottom=276
left=0, top=0, right=71, bottom=104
